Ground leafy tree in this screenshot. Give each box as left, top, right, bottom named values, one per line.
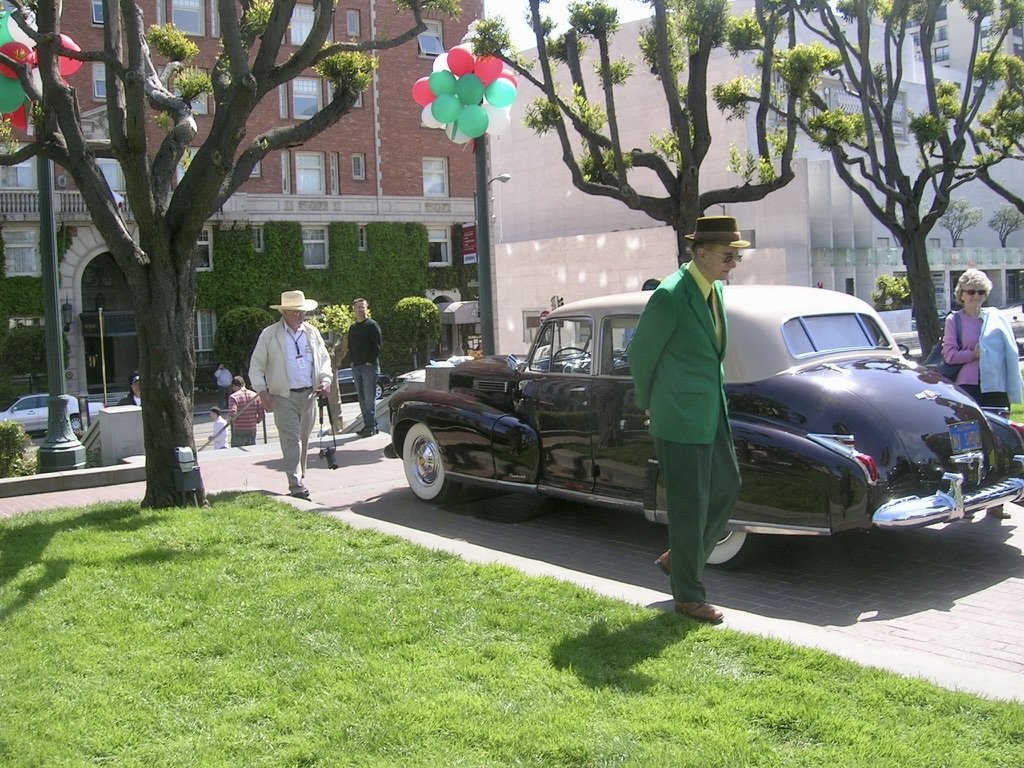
left=0, top=324, right=47, bottom=384
left=971, top=46, right=1024, bottom=212
left=989, top=203, right=1024, bottom=247
left=0, top=0, right=459, bottom=506
left=389, top=296, right=441, bottom=370
left=938, top=198, right=983, bottom=246
left=871, top=273, right=911, bottom=311
left=747, top=0, right=1024, bottom=355
left=473, top=0, right=806, bottom=261
left=213, top=307, right=277, bottom=382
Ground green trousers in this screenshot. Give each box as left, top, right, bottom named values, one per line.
left=654, top=409, right=741, bottom=603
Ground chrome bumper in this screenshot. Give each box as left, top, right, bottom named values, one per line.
left=873, top=455, right=1024, bottom=529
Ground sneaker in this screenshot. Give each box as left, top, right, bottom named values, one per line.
left=290, top=489, right=310, bottom=500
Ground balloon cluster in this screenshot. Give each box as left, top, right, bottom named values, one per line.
left=0, top=10, right=82, bottom=129
left=411, top=44, right=518, bottom=144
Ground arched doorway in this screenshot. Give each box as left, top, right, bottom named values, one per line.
left=79, top=253, right=137, bottom=396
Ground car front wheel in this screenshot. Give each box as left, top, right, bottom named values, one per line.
left=403, top=423, right=461, bottom=503
left=707, top=530, right=759, bottom=569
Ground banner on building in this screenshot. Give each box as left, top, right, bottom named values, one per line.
left=462, top=223, right=477, bottom=264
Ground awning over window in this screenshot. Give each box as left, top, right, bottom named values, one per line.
left=441, top=300, right=479, bottom=325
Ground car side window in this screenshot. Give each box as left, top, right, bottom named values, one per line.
left=528, top=318, right=593, bottom=374
left=601, top=315, right=638, bottom=376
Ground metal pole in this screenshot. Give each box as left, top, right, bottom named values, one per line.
left=99, top=306, right=108, bottom=406
left=475, top=139, right=494, bottom=356
left=37, top=155, right=86, bottom=472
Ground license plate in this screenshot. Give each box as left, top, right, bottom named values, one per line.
left=949, top=421, right=982, bottom=453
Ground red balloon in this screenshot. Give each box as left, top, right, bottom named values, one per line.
left=474, top=56, right=503, bottom=85
left=496, top=68, right=519, bottom=88
left=0, top=41, right=32, bottom=79
left=447, top=45, right=475, bottom=77
left=411, top=76, right=435, bottom=107
left=6, top=103, right=26, bottom=129
left=57, top=34, right=82, bottom=77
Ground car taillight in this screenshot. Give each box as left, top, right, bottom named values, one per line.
left=1007, top=419, right=1024, bottom=444
left=852, top=451, right=879, bottom=484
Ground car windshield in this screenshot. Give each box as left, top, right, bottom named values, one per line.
left=782, top=313, right=890, bottom=357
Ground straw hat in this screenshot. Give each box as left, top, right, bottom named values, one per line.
left=270, top=290, right=318, bottom=312
left=685, top=216, right=750, bottom=248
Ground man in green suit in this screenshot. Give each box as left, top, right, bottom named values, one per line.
left=627, top=216, right=748, bottom=623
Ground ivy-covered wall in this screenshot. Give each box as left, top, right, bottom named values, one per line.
left=0, top=219, right=478, bottom=379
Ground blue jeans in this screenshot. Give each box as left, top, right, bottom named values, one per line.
left=352, top=362, right=378, bottom=431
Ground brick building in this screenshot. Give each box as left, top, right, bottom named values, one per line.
left=0, top=1, right=482, bottom=397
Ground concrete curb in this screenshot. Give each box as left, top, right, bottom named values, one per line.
left=0, top=461, right=146, bottom=498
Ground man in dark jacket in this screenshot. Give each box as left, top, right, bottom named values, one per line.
left=348, top=297, right=383, bottom=437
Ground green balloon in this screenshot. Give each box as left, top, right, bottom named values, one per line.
left=428, top=70, right=457, bottom=97
left=454, top=73, right=484, bottom=106
left=0, top=76, right=25, bottom=113
left=431, top=93, right=462, bottom=124
left=484, top=78, right=517, bottom=109
left=457, top=104, right=489, bottom=139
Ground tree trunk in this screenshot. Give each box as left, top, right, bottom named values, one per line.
left=901, top=231, right=941, bottom=356
left=130, top=240, right=205, bottom=508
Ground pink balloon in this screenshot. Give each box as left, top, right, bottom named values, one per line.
left=497, top=68, right=519, bottom=88
left=411, top=76, right=434, bottom=107
left=474, top=56, right=503, bottom=85
left=57, top=34, right=82, bottom=77
left=447, top=45, right=475, bottom=77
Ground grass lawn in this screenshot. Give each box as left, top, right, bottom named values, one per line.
left=2, top=495, right=1022, bottom=767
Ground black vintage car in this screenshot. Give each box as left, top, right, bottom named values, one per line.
left=386, top=286, right=1024, bottom=566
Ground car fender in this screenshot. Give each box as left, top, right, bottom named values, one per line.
left=644, top=419, right=871, bottom=534
left=391, top=394, right=540, bottom=484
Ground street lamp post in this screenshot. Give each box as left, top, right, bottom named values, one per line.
left=36, top=154, right=86, bottom=472
left=474, top=140, right=510, bottom=356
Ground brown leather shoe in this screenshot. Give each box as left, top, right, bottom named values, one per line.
left=987, top=505, right=1011, bottom=519
left=674, top=601, right=724, bottom=624
left=654, top=551, right=671, bottom=576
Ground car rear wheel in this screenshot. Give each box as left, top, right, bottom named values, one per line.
left=403, top=423, right=461, bottom=503
left=707, top=530, right=759, bottom=569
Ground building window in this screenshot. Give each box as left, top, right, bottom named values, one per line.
left=250, top=160, right=261, bottom=178
left=934, top=45, right=949, bottom=63
left=346, top=10, right=361, bottom=36
left=172, top=0, right=204, bottom=36
left=302, top=227, right=327, bottom=268
left=935, top=25, right=948, bottom=43
left=427, top=227, right=451, bottom=266
left=522, top=311, right=542, bottom=344
left=93, top=63, right=106, bottom=99
left=210, top=2, right=219, bottom=36
left=91, top=0, right=104, bottom=24
left=176, top=69, right=209, bottom=114
left=352, top=153, right=366, bottom=181
left=875, top=237, right=890, bottom=248
left=195, top=309, right=215, bottom=355
left=291, top=4, right=314, bottom=44
left=8, top=316, right=42, bottom=329
left=0, top=158, right=34, bottom=189
left=422, top=157, right=448, bottom=197
left=253, top=226, right=264, bottom=252
left=357, top=225, right=368, bottom=252
left=194, top=226, right=212, bottom=271
left=97, top=158, right=126, bottom=197
left=295, top=152, right=325, bottom=194
left=3, top=229, right=39, bottom=276
left=293, top=77, right=322, bottom=119
left=418, top=19, right=444, bottom=56
left=354, top=90, right=364, bottom=108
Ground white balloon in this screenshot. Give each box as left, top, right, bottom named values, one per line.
left=421, top=104, right=444, bottom=129
left=4, top=12, right=35, bottom=47
left=482, top=103, right=512, bottom=135
left=447, top=123, right=472, bottom=144
left=432, top=52, right=450, bottom=73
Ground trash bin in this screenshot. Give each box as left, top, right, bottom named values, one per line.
left=174, top=446, right=201, bottom=493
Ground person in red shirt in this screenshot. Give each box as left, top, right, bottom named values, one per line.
left=227, top=375, right=264, bottom=447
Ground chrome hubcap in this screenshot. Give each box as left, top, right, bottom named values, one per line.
left=413, top=437, right=439, bottom=485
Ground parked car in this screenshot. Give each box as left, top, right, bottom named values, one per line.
left=0, top=393, right=102, bottom=436
left=386, top=285, right=1024, bottom=567
left=336, top=368, right=392, bottom=402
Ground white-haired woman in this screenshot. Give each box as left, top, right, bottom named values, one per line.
left=941, top=269, right=1022, bottom=519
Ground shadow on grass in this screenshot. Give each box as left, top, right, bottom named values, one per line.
left=0, top=505, right=161, bottom=621
left=550, top=611, right=695, bottom=691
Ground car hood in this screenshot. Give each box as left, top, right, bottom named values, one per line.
left=726, top=356, right=1017, bottom=487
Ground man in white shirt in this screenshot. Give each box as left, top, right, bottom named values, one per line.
left=248, top=291, right=333, bottom=499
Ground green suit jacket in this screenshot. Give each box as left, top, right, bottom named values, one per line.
left=627, top=264, right=729, bottom=444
